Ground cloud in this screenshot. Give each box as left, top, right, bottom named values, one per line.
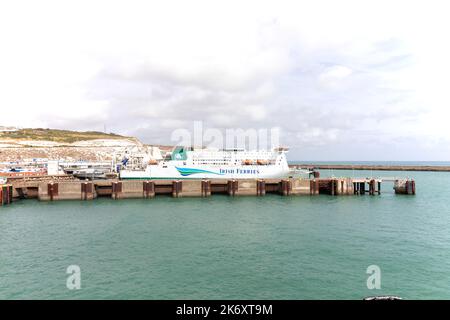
left=319, top=65, right=353, bottom=86
left=1, top=0, right=450, bottom=160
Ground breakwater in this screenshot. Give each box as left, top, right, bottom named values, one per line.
left=291, top=164, right=450, bottom=172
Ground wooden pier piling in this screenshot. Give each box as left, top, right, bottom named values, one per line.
left=331, top=179, right=336, bottom=196
left=1, top=184, right=13, bottom=205
left=257, top=179, right=266, bottom=196
left=227, top=180, right=238, bottom=196
left=143, top=181, right=155, bottom=198
left=112, top=181, right=123, bottom=200
left=280, top=179, right=292, bottom=196
left=47, top=182, right=58, bottom=201
left=81, top=182, right=94, bottom=200
left=172, top=180, right=182, bottom=198
left=310, top=179, right=319, bottom=195
left=201, top=180, right=211, bottom=197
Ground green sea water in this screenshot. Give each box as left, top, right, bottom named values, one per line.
left=1, top=169, right=450, bottom=299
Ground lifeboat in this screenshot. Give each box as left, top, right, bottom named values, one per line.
left=256, top=159, right=268, bottom=165
left=148, top=159, right=158, bottom=165
left=242, top=159, right=253, bottom=165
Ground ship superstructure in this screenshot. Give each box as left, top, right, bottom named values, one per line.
left=119, top=146, right=292, bottom=180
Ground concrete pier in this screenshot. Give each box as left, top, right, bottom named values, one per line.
left=0, top=176, right=416, bottom=204
left=38, top=181, right=97, bottom=201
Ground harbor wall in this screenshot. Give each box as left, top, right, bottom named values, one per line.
left=1, top=177, right=416, bottom=204
left=38, top=181, right=97, bottom=201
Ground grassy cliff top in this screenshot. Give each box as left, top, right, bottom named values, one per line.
left=0, top=128, right=133, bottom=143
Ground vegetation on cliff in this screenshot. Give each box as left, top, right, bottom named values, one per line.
left=0, top=128, right=132, bottom=144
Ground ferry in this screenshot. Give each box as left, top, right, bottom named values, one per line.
left=119, top=146, right=297, bottom=180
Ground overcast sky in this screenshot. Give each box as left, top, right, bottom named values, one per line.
left=1, top=0, right=449, bottom=160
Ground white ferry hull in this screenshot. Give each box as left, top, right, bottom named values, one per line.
left=120, top=164, right=290, bottom=180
